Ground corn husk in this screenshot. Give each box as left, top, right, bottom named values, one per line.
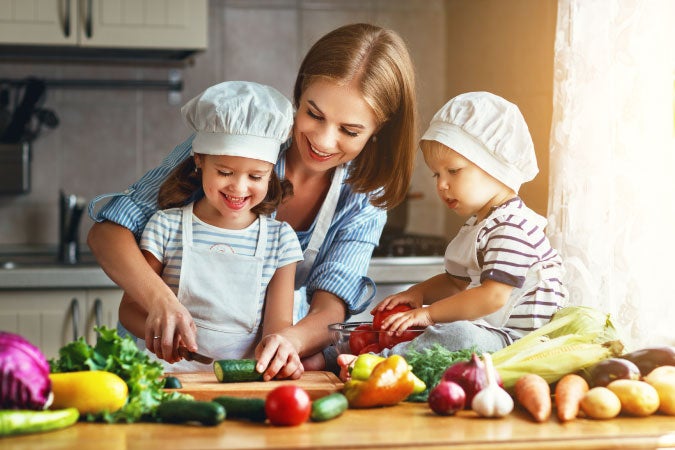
left=492, top=306, right=624, bottom=389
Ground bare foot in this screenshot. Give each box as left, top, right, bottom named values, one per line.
left=337, top=354, right=358, bottom=381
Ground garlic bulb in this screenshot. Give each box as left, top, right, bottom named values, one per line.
left=471, top=353, right=514, bottom=418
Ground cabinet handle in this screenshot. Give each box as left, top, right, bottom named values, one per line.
left=93, top=298, right=102, bottom=328
left=70, top=298, right=80, bottom=341
left=63, top=0, right=71, bottom=37
left=84, top=0, right=93, bottom=39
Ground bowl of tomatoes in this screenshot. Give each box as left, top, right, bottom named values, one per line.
left=328, top=305, right=426, bottom=355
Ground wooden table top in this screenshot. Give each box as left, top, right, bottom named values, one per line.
left=2, top=402, right=675, bottom=450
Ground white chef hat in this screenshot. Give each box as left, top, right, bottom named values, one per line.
left=421, top=91, right=538, bottom=193
left=181, top=81, right=294, bottom=164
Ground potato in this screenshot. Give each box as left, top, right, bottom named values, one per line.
left=580, top=387, right=622, bottom=419
left=643, top=365, right=675, bottom=415
left=607, top=379, right=660, bottom=416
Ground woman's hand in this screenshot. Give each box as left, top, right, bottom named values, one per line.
left=145, top=299, right=198, bottom=363
left=255, top=333, right=304, bottom=381
left=380, top=307, right=434, bottom=334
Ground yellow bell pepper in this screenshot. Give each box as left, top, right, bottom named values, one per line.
left=343, top=355, right=416, bottom=408
left=350, top=353, right=426, bottom=394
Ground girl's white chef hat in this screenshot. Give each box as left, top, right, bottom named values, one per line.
left=421, top=91, right=538, bottom=193
left=181, top=81, right=294, bottom=164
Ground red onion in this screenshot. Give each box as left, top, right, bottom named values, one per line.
left=0, top=331, right=52, bottom=410
left=442, top=352, right=502, bottom=408
left=428, top=380, right=466, bottom=415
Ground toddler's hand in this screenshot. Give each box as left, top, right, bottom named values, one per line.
left=380, top=307, right=433, bottom=334
left=337, top=354, right=358, bottom=381
left=372, top=289, right=423, bottom=314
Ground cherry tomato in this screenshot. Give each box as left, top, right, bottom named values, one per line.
left=265, top=385, right=311, bottom=426
left=348, top=324, right=379, bottom=354
left=372, top=304, right=413, bottom=330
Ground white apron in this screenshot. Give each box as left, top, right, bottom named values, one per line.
left=444, top=202, right=552, bottom=329
left=292, top=165, right=345, bottom=321
left=154, top=203, right=267, bottom=371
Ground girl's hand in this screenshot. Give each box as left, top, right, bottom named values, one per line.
left=380, top=307, right=434, bottom=334
left=372, top=289, right=423, bottom=314
left=255, top=334, right=304, bottom=381
left=145, top=299, right=197, bottom=363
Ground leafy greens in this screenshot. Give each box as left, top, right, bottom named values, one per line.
left=49, top=326, right=187, bottom=423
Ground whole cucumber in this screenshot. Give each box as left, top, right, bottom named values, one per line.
left=212, top=396, right=266, bottom=422
left=621, top=346, right=675, bottom=377
left=310, top=393, right=348, bottom=422
left=156, top=399, right=225, bottom=426
left=0, top=408, right=79, bottom=437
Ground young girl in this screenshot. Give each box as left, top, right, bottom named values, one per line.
left=370, top=91, right=567, bottom=358
left=118, top=81, right=303, bottom=372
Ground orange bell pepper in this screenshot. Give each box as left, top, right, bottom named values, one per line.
left=343, top=355, right=416, bottom=408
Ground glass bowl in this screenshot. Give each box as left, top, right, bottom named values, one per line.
left=328, top=321, right=425, bottom=355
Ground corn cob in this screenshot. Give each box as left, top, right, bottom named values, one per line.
left=491, top=306, right=624, bottom=390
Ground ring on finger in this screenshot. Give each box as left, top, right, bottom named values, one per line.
left=153, top=335, right=161, bottom=339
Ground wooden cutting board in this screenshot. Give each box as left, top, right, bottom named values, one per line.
left=165, top=371, right=344, bottom=401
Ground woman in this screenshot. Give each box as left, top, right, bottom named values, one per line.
left=87, top=23, right=418, bottom=380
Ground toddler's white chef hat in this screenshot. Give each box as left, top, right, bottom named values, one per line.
left=421, top=91, right=538, bottom=192
left=181, top=81, right=294, bottom=164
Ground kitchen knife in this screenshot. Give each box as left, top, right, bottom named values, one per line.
left=178, top=347, right=214, bottom=364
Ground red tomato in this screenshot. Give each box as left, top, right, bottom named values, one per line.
left=265, top=385, right=311, bottom=426
left=358, top=342, right=382, bottom=355
left=379, top=327, right=425, bottom=350
left=372, top=304, right=413, bottom=331
left=348, top=324, right=379, bottom=354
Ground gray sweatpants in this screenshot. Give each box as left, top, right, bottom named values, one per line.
left=379, top=320, right=509, bottom=358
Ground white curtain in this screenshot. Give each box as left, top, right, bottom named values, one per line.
left=548, top=0, right=675, bottom=351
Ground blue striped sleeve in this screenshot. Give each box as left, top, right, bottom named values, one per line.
left=305, top=194, right=386, bottom=315
left=88, top=135, right=194, bottom=239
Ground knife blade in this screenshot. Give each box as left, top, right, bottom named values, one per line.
left=178, top=347, right=214, bottom=364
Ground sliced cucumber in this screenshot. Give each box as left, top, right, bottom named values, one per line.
left=213, top=359, right=263, bottom=383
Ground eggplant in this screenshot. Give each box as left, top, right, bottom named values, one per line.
left=621, top=346, right=675, bottom=376
left=587, top=357, right=641, bottom=387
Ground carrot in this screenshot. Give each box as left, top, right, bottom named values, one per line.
left=555, top=373, right=589, bottom=422
left=514, top=373, right=552, bottom=422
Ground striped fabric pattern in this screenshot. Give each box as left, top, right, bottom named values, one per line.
left=455, top=198, right=566, bottom=340
left=140, top=208, right=303, bottom=326
left=89, top=134, right=386, bottom=317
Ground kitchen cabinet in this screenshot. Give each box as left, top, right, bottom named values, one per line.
left=0, top=0, right=207, bottom=50
left=0, top=288, right=122, bottom=359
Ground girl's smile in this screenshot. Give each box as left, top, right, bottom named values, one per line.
left=194, top=154, right=273, bottom=229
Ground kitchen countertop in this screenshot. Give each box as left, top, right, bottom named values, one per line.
left=2, top=402, right=674, bottom=449
left=0, top=245, right=444, bottom=289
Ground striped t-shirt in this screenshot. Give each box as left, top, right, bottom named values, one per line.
left=446, top=198, right=566, bottom=341
left=140, top=207, right=304, bottom=329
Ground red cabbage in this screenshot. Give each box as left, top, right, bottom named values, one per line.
left=0, top=331, right=52, bottom=409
